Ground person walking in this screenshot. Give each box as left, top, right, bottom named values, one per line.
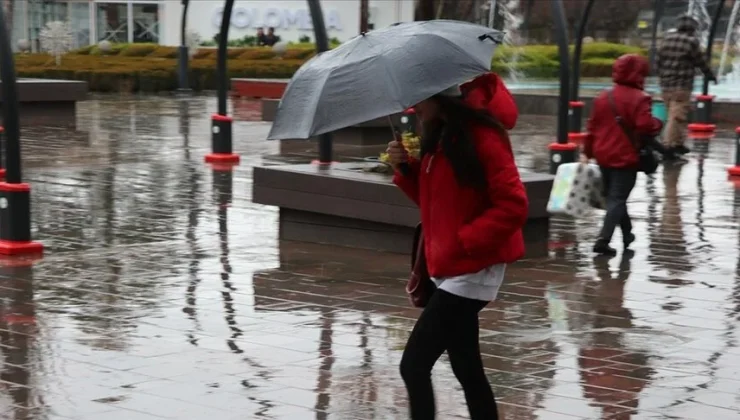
left=582, top=54, right=664, bottom=256
left=656, top=14, right=716, bottom=157
left=386, top=73, right=528, bottom=420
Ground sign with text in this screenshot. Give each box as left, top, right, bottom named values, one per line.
left=212, top=7, right=343, bottom=31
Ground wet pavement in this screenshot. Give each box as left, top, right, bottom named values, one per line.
left=2, top=94, right=740, bottom=419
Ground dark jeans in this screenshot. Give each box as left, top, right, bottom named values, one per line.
left=599, top=167, right=637, bottom=243
left=400, top=289, right=497, bottom=420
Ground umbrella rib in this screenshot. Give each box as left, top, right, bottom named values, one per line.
left=308, top=70, right=335, bottom=136
left=380, top=53, right=405, bottom=112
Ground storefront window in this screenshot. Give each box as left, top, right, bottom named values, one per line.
left=133, top=3, right=160, bottom=43
left=28, top=0, right=68, bottom=52
left=96, top=3, right=128, bottom=43
left=10, top=0, right=28, bottom=51
left=70, top=2, right=91, bottom=48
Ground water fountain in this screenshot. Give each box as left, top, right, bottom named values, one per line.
left=718, top=0, right=740, bottom=83
left=498, top=0, right=524, bottom=83
left=687, top=0, right=712, bottom=47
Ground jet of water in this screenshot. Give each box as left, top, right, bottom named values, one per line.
left=686, top=0, right=712, bottom=47
left=717, top=0, right=739, bottom=81
left=498, top=0, right=524, bottom=83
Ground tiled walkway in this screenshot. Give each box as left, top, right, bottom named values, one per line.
left=1, top=95, right=740, bottom=419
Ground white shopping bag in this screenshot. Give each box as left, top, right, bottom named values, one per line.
left=547, top=163, right=605, bottom=217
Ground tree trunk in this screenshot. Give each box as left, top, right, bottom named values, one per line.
left=359, top=0, right=369, bottom=33
left=416, top=0, right=436, bottom=21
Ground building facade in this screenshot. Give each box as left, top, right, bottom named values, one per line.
left=8, top=0, right=415, bottom=51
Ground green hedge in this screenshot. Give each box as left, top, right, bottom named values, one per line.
left=15, top=42, right=733, bottom=92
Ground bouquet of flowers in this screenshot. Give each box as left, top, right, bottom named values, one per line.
left=379, top=131, right=421, bottom=164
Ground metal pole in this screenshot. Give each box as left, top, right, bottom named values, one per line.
left=0, top=7, right=21, bottom=184
left=548, top=0, right=576, bottom=174
left=307, top=0, right=333, bottom=165
left=568, top=0, right=596, bottom=138
left=649, top=0, right=666, bottom=75
left=731, top=127, right=740, bottom=177
left=553, top=0, right=569, bottom=145
left=178, top=0, right=190, bottom=91
left=0, top=4, right=42, bottom=254
left=718, top=0, right=739, bottom=80
left=205, top=0, right=240, bottom=167
left=703, top=0, right=724, bottom=95
left=216, top=0, right=234, bottom=116
left=570, top=0, right=595, bottom=101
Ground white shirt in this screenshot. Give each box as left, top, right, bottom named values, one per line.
left=432, top=264, right=506, bottom=302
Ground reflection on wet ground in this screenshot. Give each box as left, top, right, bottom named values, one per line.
left=2, top=94, right=740, bottom=419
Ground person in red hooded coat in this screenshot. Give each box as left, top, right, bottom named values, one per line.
left=386, top=73, right=528, bottom=420
left=582, top=54, right=664, bottom=255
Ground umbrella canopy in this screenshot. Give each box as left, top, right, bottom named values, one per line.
left=267, top=20, right=503, bottom=140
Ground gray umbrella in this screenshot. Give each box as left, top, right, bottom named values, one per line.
left=267, top=20, right=503, bottom=140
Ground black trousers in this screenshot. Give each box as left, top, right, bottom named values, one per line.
left=598, top=167, right=637, bottom=243
left=400, top=289, right=497, bottom=419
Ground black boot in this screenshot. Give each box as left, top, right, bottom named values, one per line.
left=674, top=145, right=690, bottom=155
left=593, top=238, right=617, bottom=256
left=623, top=232, right=636, bottom=249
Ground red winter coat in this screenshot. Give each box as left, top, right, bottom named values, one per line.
left=393, top=73, right=528, bottom=278
left=583, top=54, right=663, bottom=169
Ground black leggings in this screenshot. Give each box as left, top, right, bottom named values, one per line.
left=400, top=289, right=498, bottom=419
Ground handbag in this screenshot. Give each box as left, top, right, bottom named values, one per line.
left=606, top=90, right=659, bottom=175
left=406, top=223, right=436, bottom=308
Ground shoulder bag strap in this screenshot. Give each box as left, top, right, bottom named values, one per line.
left=606, top=89, right=639, bottom=149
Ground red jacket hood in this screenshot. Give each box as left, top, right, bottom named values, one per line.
left=461, top=73, right=518, bottom=130
left=612, top=54, right=649, bottom=90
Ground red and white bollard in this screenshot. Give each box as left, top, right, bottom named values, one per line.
left=727, top=127, right=740, bottom=177
left=567, top=101, right=588, bottom=142
left=205, top=114, right=240, bottom=171
left=688, top=94, right=716, bottom=140
left=0, top=126, right=4, bottom=180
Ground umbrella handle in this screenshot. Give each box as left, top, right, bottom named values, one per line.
left=387, top=115, right=410, bottom=176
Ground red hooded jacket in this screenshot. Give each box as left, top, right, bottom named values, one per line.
left=583, top=54, right=663, bottom=169
left=393, top=73, right=528, bottom=278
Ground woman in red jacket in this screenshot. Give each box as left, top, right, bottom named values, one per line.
left=582, top=54, right=664, bottom=255
left=386, top=73, right=528, bottom=420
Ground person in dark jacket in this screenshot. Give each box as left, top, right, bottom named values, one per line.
left=582, top=54, right=663, bottom=256
left=656, top=14, right=716, bottom=156
left=387, top=73, right=528, bottom=419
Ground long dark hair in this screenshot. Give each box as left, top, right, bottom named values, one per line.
left=419, top=95, right=508, bottom=190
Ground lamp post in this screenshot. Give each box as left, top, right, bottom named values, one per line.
left=567, top=0, right=596, bottom=143
left=689, top=0, right=725, bottom=136
left=307, top=0, right=334, bottom=166
left=205, top=0, right=240, bottom=168
left=547, top=0, right=576, bottom=175
left=178, top=0, right=191, bottom=92
left=0, top=5, right=43, bottom=256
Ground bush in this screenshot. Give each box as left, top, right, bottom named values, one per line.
left=239, top=48, right=276, bottom=60
left=578, top=42, right=646, bottom=60
left=16, top=42, right=727, bottom=92
left=119, top=43, right=159, bottom=57
left=14, top=53, right=304, bottom=92
left=148, top=46, right=178, bottom=59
